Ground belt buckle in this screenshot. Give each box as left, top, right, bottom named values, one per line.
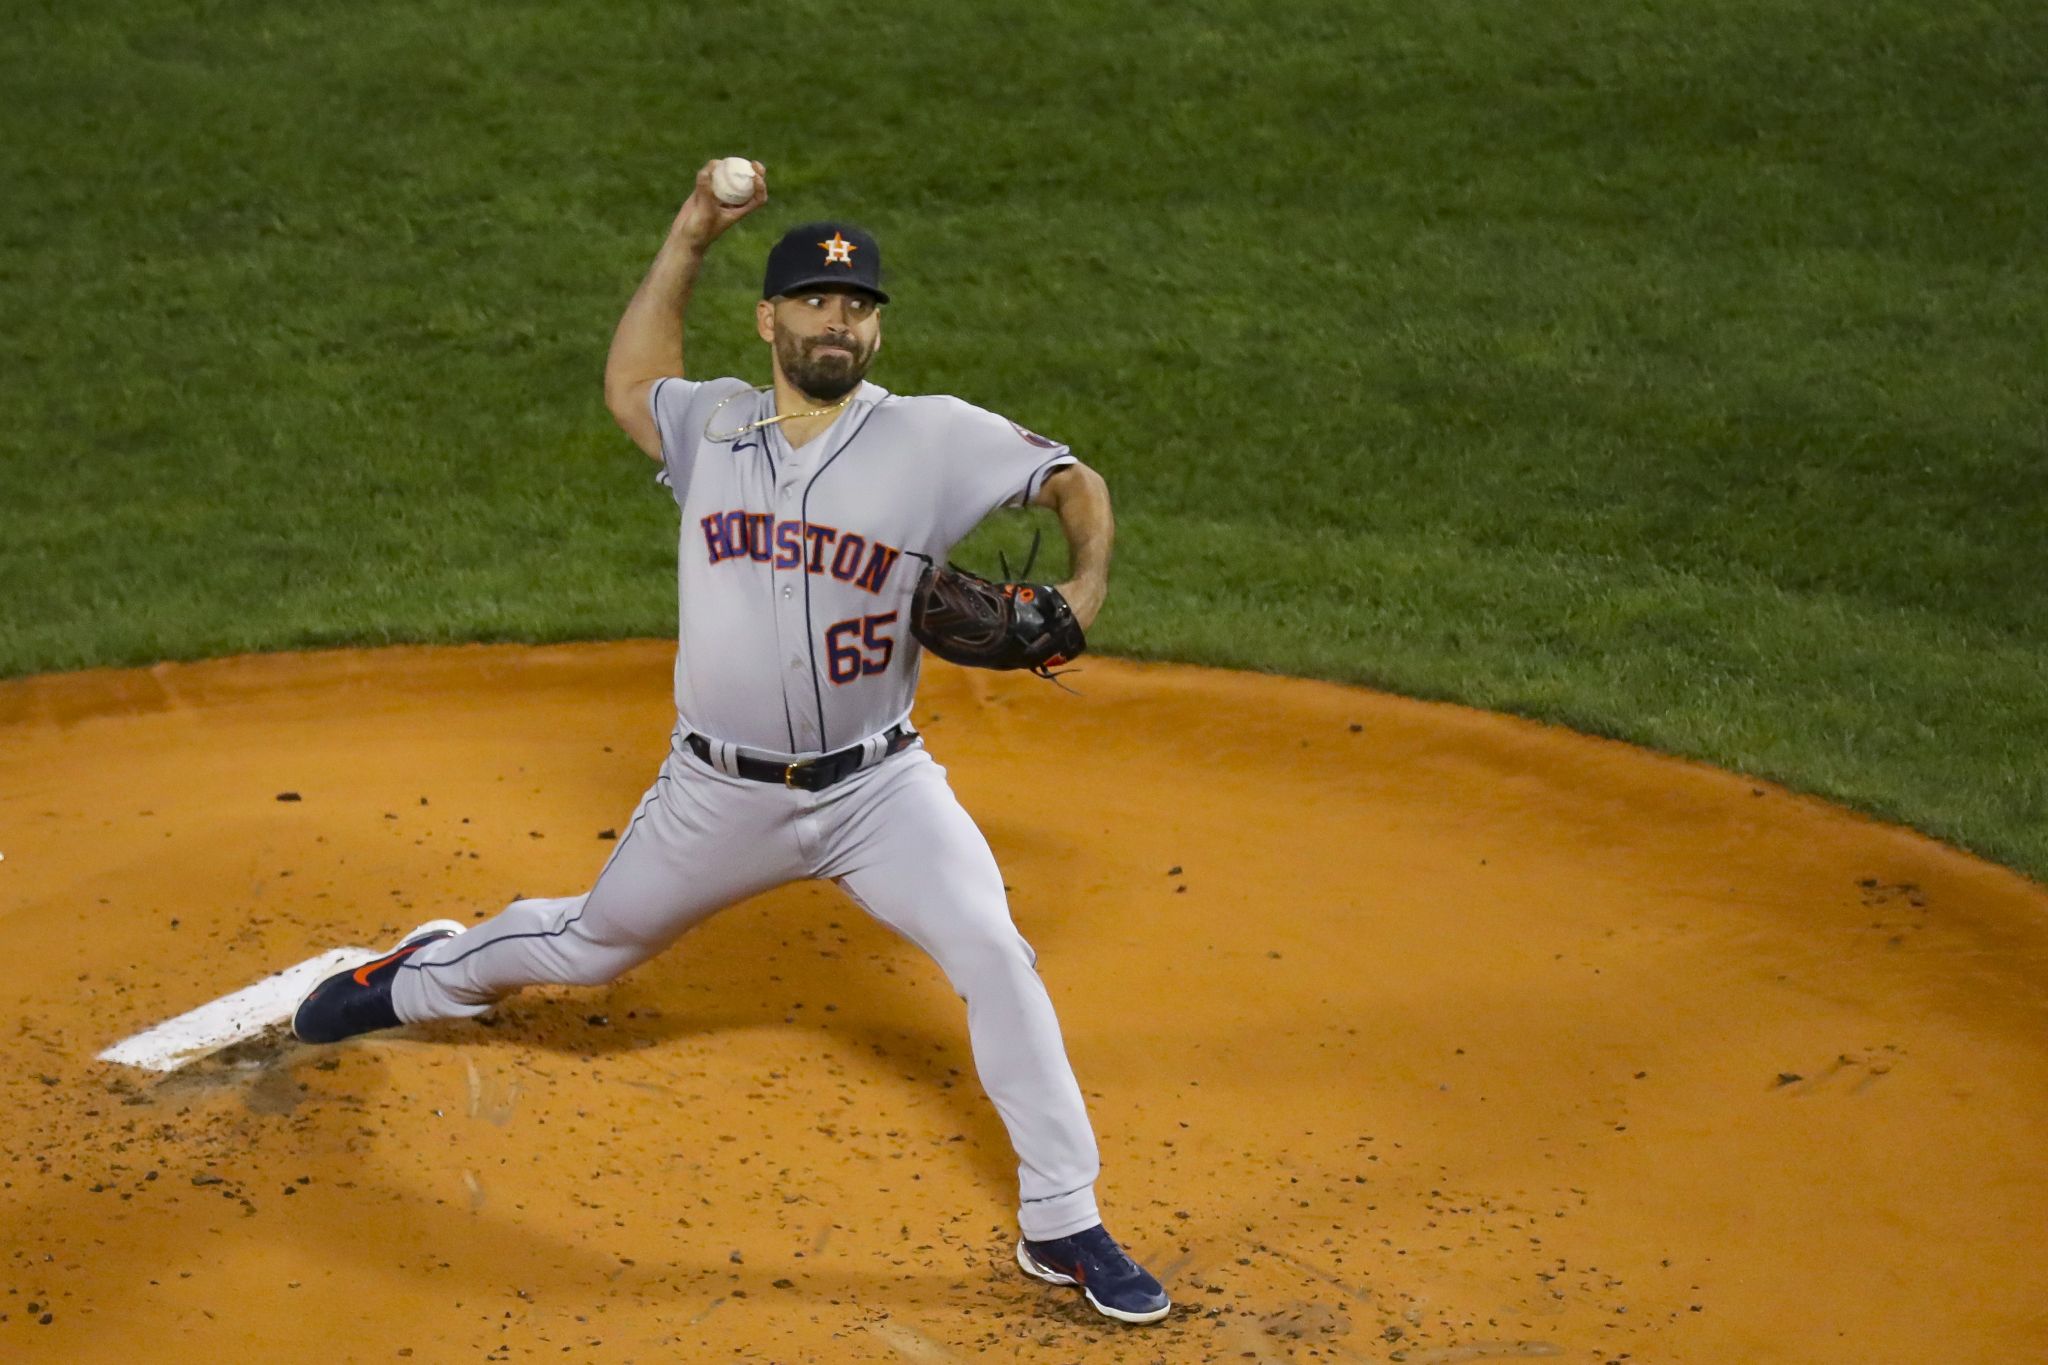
left=783, top=762, right=801, bottom=789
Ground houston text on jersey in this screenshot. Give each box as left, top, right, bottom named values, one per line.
left=699, top=510, right=904, bottom=594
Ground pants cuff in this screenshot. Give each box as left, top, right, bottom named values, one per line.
left=391, top=959, right=495, bottom=1025
left=1018, top=1185, right=1100, bottom=1242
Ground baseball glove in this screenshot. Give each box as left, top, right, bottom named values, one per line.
left=908, top=561, right=1087, bottom=678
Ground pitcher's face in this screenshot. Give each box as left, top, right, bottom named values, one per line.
left=759, top=288, right=884, bottom=402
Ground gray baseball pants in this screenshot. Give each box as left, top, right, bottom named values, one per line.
left=390, top=729, right=1102, bottom=1241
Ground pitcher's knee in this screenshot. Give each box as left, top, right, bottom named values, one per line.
left=933, top=926, right=1040, bottom=998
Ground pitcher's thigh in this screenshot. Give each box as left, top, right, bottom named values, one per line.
left=574, top=761, right=802, bottom=951
left=826, top=753, right=1036, bottom=979
left=407, top=761, right=801, bottom=1009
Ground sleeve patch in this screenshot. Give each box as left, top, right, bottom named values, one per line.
left=1008, top=420, right=1061, bottom=449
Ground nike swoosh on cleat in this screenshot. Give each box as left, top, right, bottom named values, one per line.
left=351, top=947, right=411, bottom=986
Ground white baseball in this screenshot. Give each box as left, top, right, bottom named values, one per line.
left=710, top=157, right=757, bottom=206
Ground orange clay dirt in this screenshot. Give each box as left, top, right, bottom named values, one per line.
left=3, top=642, right=2047, bottom=1364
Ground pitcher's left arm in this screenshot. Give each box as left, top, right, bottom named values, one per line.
left=1033, top=463, right=1114, bottom=631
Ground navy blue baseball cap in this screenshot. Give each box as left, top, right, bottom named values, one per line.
left=762, top=221, right=889, bottom=303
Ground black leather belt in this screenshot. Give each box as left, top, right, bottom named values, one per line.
left=684, top=725, right=917, bottom=792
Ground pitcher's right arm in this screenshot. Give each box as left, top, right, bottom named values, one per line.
left=604, top=158, right=767, bottom=461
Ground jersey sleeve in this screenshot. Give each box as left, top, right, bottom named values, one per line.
left=649, top=376, right=755, bottom=507
left=933, top=399, right=1080, bottom=548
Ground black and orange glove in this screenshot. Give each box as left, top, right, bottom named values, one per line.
left=908, top=563, right=1086, bottom=678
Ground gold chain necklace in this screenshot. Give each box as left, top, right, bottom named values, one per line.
left=703, top=389, right=855, bottom=444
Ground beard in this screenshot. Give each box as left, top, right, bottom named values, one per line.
left=776, top=328, right=875, bottom=403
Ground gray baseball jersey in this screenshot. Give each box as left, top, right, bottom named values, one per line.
left=649, top=377, right=1076, bottom=756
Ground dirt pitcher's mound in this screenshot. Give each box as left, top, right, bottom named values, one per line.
left=3, top=643, right=2046, bottom=1363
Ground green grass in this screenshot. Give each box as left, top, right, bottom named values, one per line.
left=3, top=0, right=2044, bottom=877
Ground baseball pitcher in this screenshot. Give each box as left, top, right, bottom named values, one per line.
left=291, top=157, right=1170, bottom=1324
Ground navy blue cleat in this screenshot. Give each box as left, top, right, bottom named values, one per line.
left=291, top=920, right=465, bottom=1044
left=1017, top=1224, right=1171, bottom=1324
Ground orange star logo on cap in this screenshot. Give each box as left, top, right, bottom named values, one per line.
left=819, top=232, right=857, bottom=265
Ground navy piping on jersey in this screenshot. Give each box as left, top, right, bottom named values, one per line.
left=796, top=400, right=883, bottom=753
left=1024, top=453, right=1077, bottom=504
